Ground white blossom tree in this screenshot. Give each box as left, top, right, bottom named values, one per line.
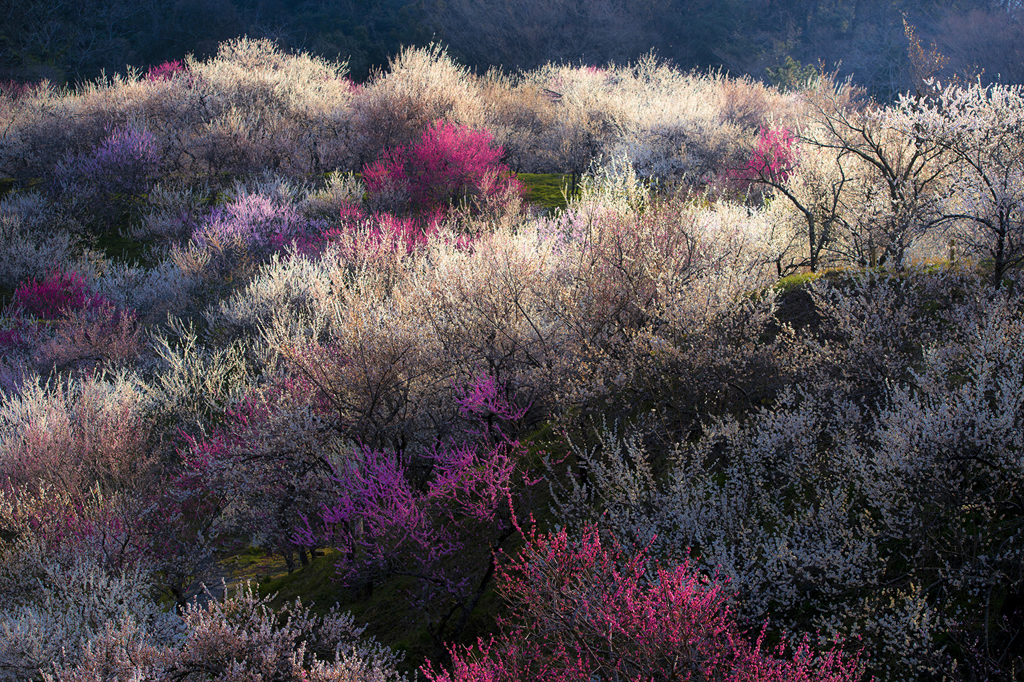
left=895, top=82, right=1024, bottom=287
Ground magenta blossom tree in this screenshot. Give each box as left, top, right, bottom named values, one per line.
left=145, top=60, right=186, bottom=82
left=363, top=121, right=524, bottom=216
left=729, top=127, right=797, bottom=190
left=11, top=269, right=108, bottom=320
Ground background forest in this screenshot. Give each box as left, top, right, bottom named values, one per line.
left=2, top=0, right=1024, bottom=96
left=1, top=4, right=1024, bottom=681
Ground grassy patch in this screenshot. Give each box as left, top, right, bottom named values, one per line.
left=258, top=553, right=439, bottom=674
left=93, top=228, right=160, bottom=267
left=518, top=173, right=574, bottom=212
left=220, top=546, right=289, bottom=586
left=0, top=284, right=15, bottom=312
left=0, top=177, right=45, bottom=200
left=773, top=270, right=823, bottom=294
left=258, top=550, right=348, bottom=611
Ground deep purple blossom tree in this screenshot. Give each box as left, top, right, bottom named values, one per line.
left=294, top=373, right=535, bottom=648
left=53, top=126, right=160, bottom=233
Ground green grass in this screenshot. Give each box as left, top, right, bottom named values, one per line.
left=518, top=173, right=574, bottom=212
left=257, top=549, right=348, bottom=611
left=773, top=270, right=823, bottom=293
left=0, top=177, right=45, bottom=200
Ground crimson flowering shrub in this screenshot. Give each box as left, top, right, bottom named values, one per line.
left=0, top=325, right=35, bottom=354
left=297, top=439, right=516, bottom=587
left=4, top=270, right=142, bottom=375
left=364, top=121, right=524, bottom=216
left=360, top=210, right=447, bottom=255
left=424, top=525, right=863, bottom=682
left=454, top=373, right=530, bottom=443
left=11, top=269, right=107, bottom=320
left=145, top=60, right=186, bottom=82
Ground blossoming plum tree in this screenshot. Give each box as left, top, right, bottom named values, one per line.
left=423, top=525, right=863, bottom=682
left=364, top=120, right=524, bottom=216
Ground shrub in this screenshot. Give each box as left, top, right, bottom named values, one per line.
left=0, top=192, right=75, bottom=291
left=548, top=270, right=1024, bottom=680
left=46, top=582, right=406, bottom=682
left=87, top=258, right=196, bottom=324
left=147, top=317, right=257, bottom=431
left=131, top=183, right=209, bottom=245
left=33, top=302, right=142, bottom=374
left=181, top=37, right=357, bottom=178
left=352, top=44, right=485, bottom=160
left=0, top=80, right=36, bottom=101
left=0, top=371, right=155, bottom=503
left=4, top=269, right=144, bottom=376
left=0, top=530, right=179, bottom=682
left=192, top=191, right=323, bottom=253
left=181, top=189, right=329, bottom=297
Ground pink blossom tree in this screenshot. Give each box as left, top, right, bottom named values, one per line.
left=145, top=60, right=186, bottom=82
